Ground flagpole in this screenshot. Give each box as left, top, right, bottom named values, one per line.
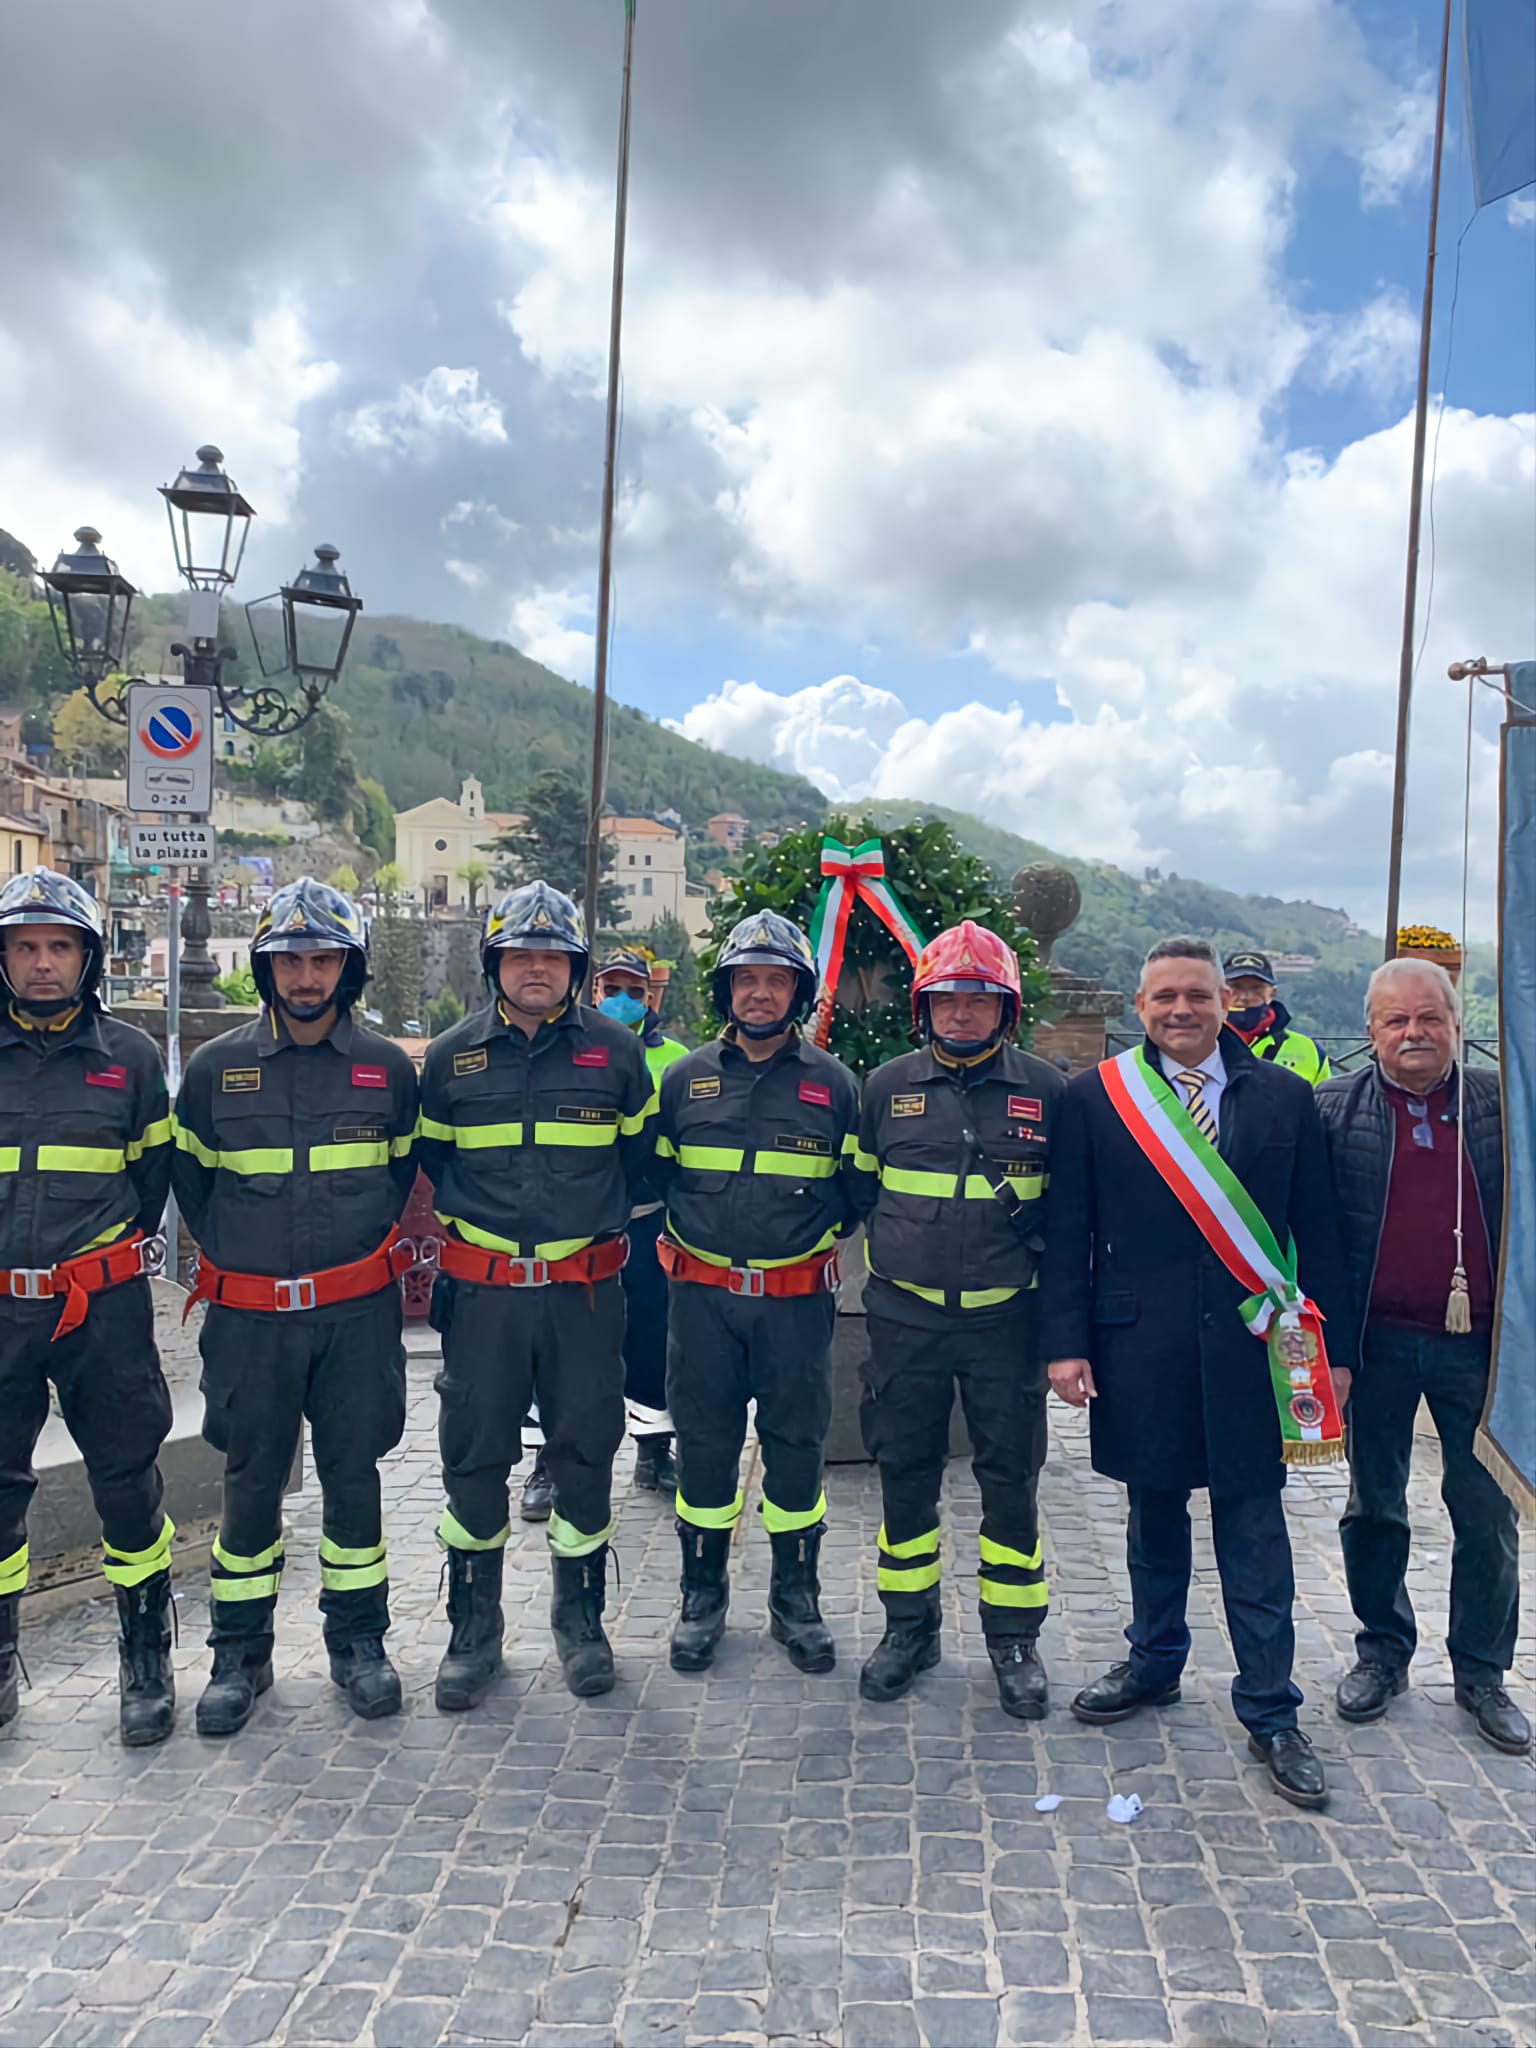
left=583, top=0, right=637, bottom=970
left=1383, top=0, right=1454, bottom=964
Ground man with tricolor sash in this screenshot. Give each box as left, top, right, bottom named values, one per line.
left=849, top=920, right=1065, bottom=1719
left=1042, top=935, right=1348, bottom=1808
left=651, top=909, right=861, bottom=1677
left=0, top=869, right=176, bottom=1746
left=173, top=879, right=419, bottom=1734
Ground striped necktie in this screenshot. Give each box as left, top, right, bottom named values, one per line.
left=1176, top=1068, right=1218, bottom=1141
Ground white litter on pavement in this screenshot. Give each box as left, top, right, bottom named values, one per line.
left=1106, top=1792, right=1143, bottom=1824
left=1034, top=1794, right=1062, bottom=1813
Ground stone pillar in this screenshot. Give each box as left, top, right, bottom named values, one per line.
left=1012, top=863, right=1126, bottom=1075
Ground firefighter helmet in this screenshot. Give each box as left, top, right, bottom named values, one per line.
left=0, top=868, right=106, bottom=1008
left=481, top=880, right=589, bottom=994
left=911, top=920, right=1021, bottom=1048
left=250, top=876, right=368, bottom=1012
left=711, top=909, right=817, bottom=1036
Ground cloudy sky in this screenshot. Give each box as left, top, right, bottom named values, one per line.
left=3, top=0, right=1531, bottom=930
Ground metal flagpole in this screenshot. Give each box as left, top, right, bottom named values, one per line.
left=582, top=0, right=637, bottom=969
left=1382, top=0, right=1454, bottom=963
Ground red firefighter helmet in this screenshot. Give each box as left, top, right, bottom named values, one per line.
left=911, top=920, right=1021, bottom=1036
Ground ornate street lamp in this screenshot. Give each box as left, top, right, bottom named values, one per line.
left=41, top=528, right=138, bottom=720
left=158, top=443, right=256, bottom=597
left=241, top=543, right=364, bottom=732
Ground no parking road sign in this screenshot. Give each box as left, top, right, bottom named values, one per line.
left=127, top=683, right=214, bottom=812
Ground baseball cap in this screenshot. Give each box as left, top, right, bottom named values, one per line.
left=1223, top=949, right=1275, bottom=982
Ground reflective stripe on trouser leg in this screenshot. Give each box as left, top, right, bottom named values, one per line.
left=319, top=1532, right=388, bottom=1593
left=102, top=1515, right=174, bottom=1589
left=978, top=1530, right=1048, bottom=1627
left=437, top=1509, right=510, bottom=1553
left=676, top=1489, right=744, bottom=1531
left=878, top=1521, right=941, bottom=1596
left=211, top=1533, right=284, bottom=1603
left=761, top=1489, right=828, bottom=1535
left=548, top=1513, right=617, bottom=1560
left=0, top=1541, right=27, bottom=1599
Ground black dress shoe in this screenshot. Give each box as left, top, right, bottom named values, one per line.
left=1070, top=1660, right=1181, bottom=1725
left=1455, top=1682, right=1532, bottom=1755
left=520, top=1451, right=553, bottom=1523
left=1335, top=1660, right=1408, bottom=1723
left=1248, top=1728, right=1327, bottom=1808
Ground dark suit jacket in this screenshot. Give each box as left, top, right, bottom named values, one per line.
left=1039, top=1028, right=1349, bottom=1497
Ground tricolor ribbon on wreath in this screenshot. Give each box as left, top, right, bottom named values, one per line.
left=1100, top=1045, right=1345, bottom=1466
left=806, top=836, right=926, bottom=1048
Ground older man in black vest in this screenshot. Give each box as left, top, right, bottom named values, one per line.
left=1042, top=936, right=1349, bottom=1807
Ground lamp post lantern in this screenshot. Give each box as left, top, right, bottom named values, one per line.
left=41, top=528, right=138, bottom=713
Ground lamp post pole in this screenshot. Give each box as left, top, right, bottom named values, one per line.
left=173, top=634, right=226, bottom=1007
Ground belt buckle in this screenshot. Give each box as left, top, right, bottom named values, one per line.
left=727, top=1266, right=765, bottom=1297
left=507, top=1258, right=549, bottom=1288
left=274, top=1276, right=318, bottom=1312
left=138, top=1235, right=166, bottom=1279
left=7, top=1267, right=53, bottom=1300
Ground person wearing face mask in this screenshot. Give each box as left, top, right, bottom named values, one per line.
left=649, top=911, right=861, bottom=1677
left=172, top=879, right=419, bottom=1734
left=0, top=870, right=175, bottom=1747
left=416, top=883, right=656, bottom=1704
left=846, top=922, right=1065, bottom=1718
left=1222, top=951, right=1330, bottom=1085
left=593, top=948, right=689, bottom=1496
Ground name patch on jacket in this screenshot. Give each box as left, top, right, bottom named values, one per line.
left=557, top=1104, right=620, bottom=1125
left=334, top=1124, right=385, bottom=1145
left=352, top=1064, right=389, bottom=1090
left=891, top=1092, right=925, bottom=1117
left=222, top=1069, right=261, bottom=1094
left=775, top=1133, right=831, bottom=1156
left=453, top=1048, right=488, bottom=1076
left=1008, top=1095, right=1042, bottom=1122
left=798, top=1079, right=832, bottom=1107
left=572, top=1047, right=610, bottom=1068
left=86, top=1064, right=129, bottom=1089
left=689, top=1076, right=721, bottom=1099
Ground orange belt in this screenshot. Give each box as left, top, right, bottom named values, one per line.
left=657, top=1235, right=840, bottom=1299
left=1, top=1231, right=159, bottom=1342
left=435, top=1234, right=629, bottom=1291
left=184, top=1229, right=415, bottom=1321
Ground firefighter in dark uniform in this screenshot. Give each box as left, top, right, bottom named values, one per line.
left=172, top=879, right=418, bottom=1734
left=417, top=883, right=656, bottom=1706
left=850, top=921, right=1066, bottom=1718
left=651, top=910, right=861, bottom=1677
left=595, top=946, right=689, bottom=1494
left=0, top=870, right=175, bottom=1746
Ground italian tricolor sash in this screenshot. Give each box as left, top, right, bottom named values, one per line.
left=1100, top=1046, right=1344, bottom=1466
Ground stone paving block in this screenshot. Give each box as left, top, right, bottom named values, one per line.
left=1169, top=2000, right=1269, bottom=2046
left=288, top=1985, right=379, bottom=2042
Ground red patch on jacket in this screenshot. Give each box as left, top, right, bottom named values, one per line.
left=799, top=1079, right=833, bottom=1107
left=352, top=1065, right=389, bottom=1089
left=1008, top=1095, right=1042, bottom=1122
left=86, top=1064, right=129, bottom=1089
left=573, top=1047, right=610, bottom=1068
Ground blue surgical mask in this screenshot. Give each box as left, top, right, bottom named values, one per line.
left=599, top=991, right=647, bottom=1027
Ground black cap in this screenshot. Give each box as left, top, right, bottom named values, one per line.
left=1223, top=950, right=1275, bottom=982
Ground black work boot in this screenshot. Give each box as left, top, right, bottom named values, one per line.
left=767, top=1524, right=836, bottom=1675
left=0, top=1592, right=21, bottom=1729
left=196, top=1600, right=275, bottom=1738
left=435, top=1546, right=505, bottom=1712
left=633, top=1435, right=678, bottom=1496
left=670, top=1524, right=732, bottom=1673
left=550, top=1547, right=616, bottom=1697
left=860, top=1600, right=942, bottom=1701
left=329, top=1638, right=402, bottom=1720
left=520, top=1450, right=553, bottom=1523
left=988, top=1635, right=1049, bottom=1721
left=117, top=1570, right=176, bottom=1747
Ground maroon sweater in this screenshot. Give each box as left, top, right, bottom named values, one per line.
left=1370, top=1074, right=1495, bottom=1332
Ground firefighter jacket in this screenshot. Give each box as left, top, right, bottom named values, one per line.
left=851, top=1041, right=1067, bottom=1325
left=171, top=1009, right=418, bottom=1277
left=0, top=1003, right=171, bottom=1270
left=416, top=998, right=656, bottom=1261
left=651, top=1029, right=862, bottom=1269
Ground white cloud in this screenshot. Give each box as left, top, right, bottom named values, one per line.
left=507, top=584, right=595, bottom=681
left=441, top=498, right=522, bottom=538
left=1508, top=193, right=1536, bottom=228
left=444, top=558, right=487, bottom=589
left=339, top=366, right=507, bottom=461
left=1313, top=290, right=1421, bottom=398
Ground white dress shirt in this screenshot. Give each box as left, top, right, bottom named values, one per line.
left=1157, top=1041, right=1227, bottom=1137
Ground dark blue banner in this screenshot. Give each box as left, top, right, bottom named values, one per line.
left=1464, top=0, right=1536, bottom=207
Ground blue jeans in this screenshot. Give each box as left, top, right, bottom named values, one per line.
left=1340, top=1323, right=1519, bottom=1685
left=1126, top=1486, right=1303, bottom=1737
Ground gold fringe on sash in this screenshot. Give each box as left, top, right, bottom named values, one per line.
left=1282, top=1439, right=1346, bottom=1468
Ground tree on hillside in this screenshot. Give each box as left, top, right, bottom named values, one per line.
left=327, top=863, right=361, bottom=897
left=291, top=703, right=360, bottom=825
left=456, top=859, right=490, bottom=913
left=493, top=769, right=626, bottom=927
left=51, top=685, right=127, bottom=771
left=354, top=776, right=394, bottom=859
left=0, top=530, right=36, bottom=580
left=646, top=911, right=707, bottom=1045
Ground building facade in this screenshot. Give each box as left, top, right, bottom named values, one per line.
left=392, top=778, right=521, bottom=909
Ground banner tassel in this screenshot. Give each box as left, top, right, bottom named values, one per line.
left=1445, top=1265, right=1473, bottom=1335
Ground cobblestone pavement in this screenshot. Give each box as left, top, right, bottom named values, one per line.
left=3, top=1338, right=1532, bottom=2048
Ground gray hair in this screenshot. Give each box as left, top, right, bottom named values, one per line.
left=1365, top=956, right=1462, bottom=1028
left=1139, top=935, right=1222, bottom=992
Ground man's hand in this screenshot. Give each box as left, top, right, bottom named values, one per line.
left=1330, top=1366, right=1352, bottom=1417
left=1048, top=1356, right=1097, bottom=1408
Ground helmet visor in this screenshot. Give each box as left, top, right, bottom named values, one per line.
left=923, top=975, right=1010, bottom=997
left=260, top=933, right=350, bottom=954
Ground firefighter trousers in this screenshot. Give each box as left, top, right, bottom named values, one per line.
left=666, top=1281, right=835, bottom=1536
left=0, top=1280, right=172, bottom=1600
left=621, top=1207, right=670, bottom=1432
left=431, top=1272, right=626, bottom=1557
left=863, top=1297, right=1049, bottom=1636
left=199, top=1290, right=406, bottom=1648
